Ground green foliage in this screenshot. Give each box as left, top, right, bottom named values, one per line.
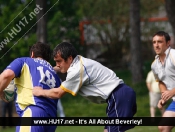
left=2, top=126, right=175, bottom=132
left=0, top=0, right=36, bottom=70
left=76, top=0, right=165, bottom=68
left=47, top=0, right=82, bottom=54
left=78, top=0, right=131, bottom=64
left=0, top=0, right=83, bottom=71
left=140, top=0, right=164, bottom=17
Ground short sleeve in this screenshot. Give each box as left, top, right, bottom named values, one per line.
left=60, top=57, right=84, bottom=96
left=61, top=66, right=82, bottom=96
left=146, top=71, right=152, bottom=83
left=5, top=58, right=24, bottom=77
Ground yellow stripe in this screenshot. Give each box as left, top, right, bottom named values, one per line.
left=78, top=56, right=83, bottom=89
left=15, top=63, right=35, bottom=110
left=60, top=56, right=84, bottom=96
left=19, top=107, right=32, bottom=132
left=60, top=85, right=76, bottom=96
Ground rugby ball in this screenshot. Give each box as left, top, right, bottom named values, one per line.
left=3, top=80, right=15, bottom=102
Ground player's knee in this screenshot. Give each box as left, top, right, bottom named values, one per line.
left=158, top=126, right=163, bottom=132
left=158, top=126, right=169, bottom=132
left=103, top=129, right=108, bottom=132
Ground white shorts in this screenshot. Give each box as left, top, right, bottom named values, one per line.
left=149, top=92, right=161, bottom=107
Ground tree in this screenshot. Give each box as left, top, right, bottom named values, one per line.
left=79, top=0, right=131, bottom=68
left=0, top=0, right=82, bottom=71
left=129, top=0, right=143, bottom=83
left=165, top=0, right=175, bottom=40
left=0, top=0, right=36, bottom=71
left=36, top=0, right=47, bottom=43
left=47, top=0, right=82, bottom=53
left=78, top=0, right=163, bottom=73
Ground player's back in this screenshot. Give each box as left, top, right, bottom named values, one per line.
left=7, top=57, right=61, bottom=117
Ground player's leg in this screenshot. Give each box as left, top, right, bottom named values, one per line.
left=158, top=101, right=175, bottom=132
left=57, top=99, right=65, bottom=117
left=16, top=105, right=57, bottom=132
left=103, top=129, right=108, bottom=132
left=7, top=101, right=13, bottom=117
left=150, top=106, right=156, bottom=117
left=1, top=101, right=7, bottom=128
left=153, top=93, right=165, bottom=116
left=106, top=84, right=137, bottom=132
left=160, top=107, right=165, bottom=116
left=149, top=92, right=155, bottom=117
left=1, top=101, right=6, bottom=117
left=150, top=92, right=161, bottom=117
left=104, top=126, right=108, bottom=132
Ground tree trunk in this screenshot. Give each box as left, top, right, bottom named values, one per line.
left=129, top=0, right=143, bottom=83
left=165, top=0, right=175, bottom=44
left=36, top=0, right=47, bottom=43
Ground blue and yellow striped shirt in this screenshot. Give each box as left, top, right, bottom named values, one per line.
left=6, top=57, right=61, bottom=117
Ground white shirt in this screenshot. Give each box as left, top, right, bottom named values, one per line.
left=146, top=71, right=160, bottom=93
left=151, top=47, right=175, bottom=100
left=60, top=55, right=124, bottom=104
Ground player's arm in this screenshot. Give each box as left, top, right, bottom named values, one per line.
left=157, top=99, right=166, bottom=109
left=159, top=81, right=167, bottom=93
left=33, top=86, right=66, bottom=99
left=0, top=69, right=15, bottom=101
left=157, top=81, right=167, bottom=108
left=0, top=69, right=15, bottom=93
left=161, top=84, right=175, bottom=102
left=146, top=82, right=152, bottom=92
left=159, top=81, right=175, bottom=102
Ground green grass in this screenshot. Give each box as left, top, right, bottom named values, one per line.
left=2, top=125, right=175, bottom=132
left=1, top=68, right=175, bottom=132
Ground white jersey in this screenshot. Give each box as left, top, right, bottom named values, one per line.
left=151, top=47, right=175, bottom=101
left=60, top=55, right=124, bottom=104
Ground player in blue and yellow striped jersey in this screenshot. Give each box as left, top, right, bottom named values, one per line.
left=0, top=42, right=61, bottom=132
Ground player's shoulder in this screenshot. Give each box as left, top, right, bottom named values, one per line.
left=151, top=58, right=158, bottom=72
left=72, top=55, right=100, bottom=69
left=80, top=55, right=99, bottom=65
left=8, top=57, right=29, bottom=65
left=151, top=57, right=157, bottom=66
left=170, top=48, right=175, bottom=55
left=14, top=57, right=31, bottom=61
left=148, top=70, right=152, bottom=75
left=12, top=57, right=36, bottom=67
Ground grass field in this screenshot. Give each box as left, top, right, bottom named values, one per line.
left=1, top=67, right=175, bottom=132
left=1, top=126, right=175, bottom=132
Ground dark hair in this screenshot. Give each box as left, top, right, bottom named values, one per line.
left=29, top=42, right=51, bottom=61
left=153, top=31, right=171, bottom=42
left=53, top=42, right=78, bottom=61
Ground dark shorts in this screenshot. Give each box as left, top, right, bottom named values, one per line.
left=105, top=83, right=137, bottom=132
left=16, top=105, right=57, bottom=132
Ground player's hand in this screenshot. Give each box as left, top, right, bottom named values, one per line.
left=162, top=90, right=174, bottom=101
left=53, top=66, right=61, bottom=73
left=33, top=87, right=43, bottom=96
left=157, top=99, right=166, bottom=109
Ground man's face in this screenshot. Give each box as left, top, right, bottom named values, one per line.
left=54, top=53, right=73, bottom=73
left=152, top=35, right=170, bottom=56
